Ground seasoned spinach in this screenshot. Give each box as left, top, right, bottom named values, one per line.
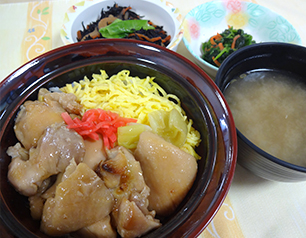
left=201, top=26, right=256, bottom=67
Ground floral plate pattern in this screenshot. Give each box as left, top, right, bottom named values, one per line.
left=183, top=0, right=302, bottom=77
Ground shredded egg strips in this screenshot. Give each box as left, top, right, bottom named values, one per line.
left=61, top=70, right=201, bottom=159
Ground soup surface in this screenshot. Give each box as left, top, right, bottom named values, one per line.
left=224, top=70, right=306, bottom=167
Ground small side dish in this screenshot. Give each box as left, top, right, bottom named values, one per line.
left=183, top=0, right=302, bottom=77
left=202, top=26, right=256, bottom=67
left=76, top=3, right=171, bottom=47
left=61, top=0, right=184, bottom=51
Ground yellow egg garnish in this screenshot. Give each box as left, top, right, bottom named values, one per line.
left=61, top=69, right=201, bottom=159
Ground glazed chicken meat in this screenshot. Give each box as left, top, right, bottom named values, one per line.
left=7, top=87, right=198, bottom=238
left=8, top=122, right=85, bottom=197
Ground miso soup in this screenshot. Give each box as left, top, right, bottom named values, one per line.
left=224, top=70, right=306, bottom=167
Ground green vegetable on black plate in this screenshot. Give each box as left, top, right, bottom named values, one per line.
left=201, top=26, right=256, bottom=67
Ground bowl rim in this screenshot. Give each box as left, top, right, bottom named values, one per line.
left=215, top=42, right=306, bottom=174
left=60, top=0, right=184, bottom=51
left=0, top=38, right=237, bottom=237
left=182, top=0, right=302, bottom=75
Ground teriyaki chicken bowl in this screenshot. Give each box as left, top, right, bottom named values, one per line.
left=0, top=39, right=237, bottom=238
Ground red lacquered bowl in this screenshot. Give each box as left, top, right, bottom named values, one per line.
left=0, top=39, right=237, bottom=238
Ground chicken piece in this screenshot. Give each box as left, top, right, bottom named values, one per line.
left=100, top=147, right=150, bottom=204
left=117, top=198, right=161, bottom=238
left=41, top=158, right=78, bottom=201
left=96, top=147, right=127, bottom=189
left=8, top=122, right=85, bottom=196
left=29, top=195, right=45, bottom=220
left=75, top=215, right=117, bottom=238
left=108, top=147, right=149, bottom=194
left=134, top=131, right=198, bottom=216
left=28, top=178, right=52, bottom=220
left=129, top=185, right=152, bottom=217
left=6, top=142, right=29, bottom=161
left=83, top=136, right=107, bottom=170
left=38, top=88, right=82, bottom=115
left=41, top=163, right=114, bottom=236
left=14, top=89, right=82, bottom=150
left=97, top=146, right=161, bottom=237
left=29, top=159, right=79, bottom=221
left=14, top=101, right=65, bottom=150
left=60, top=157, right=79, bottom=182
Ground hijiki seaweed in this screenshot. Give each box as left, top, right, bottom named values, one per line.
left=77, top=3, right=171, bottom=47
